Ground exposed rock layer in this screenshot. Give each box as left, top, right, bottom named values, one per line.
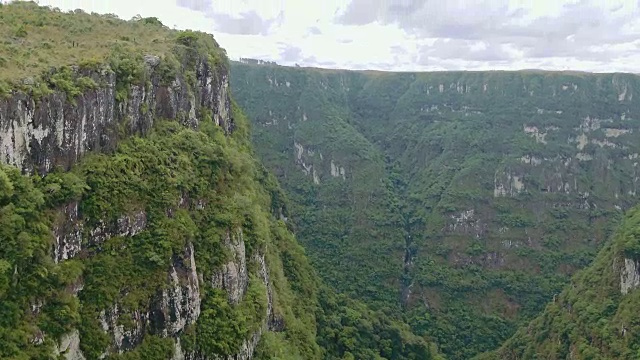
left=0, top=57, right=232, bottom=175
left=0, top=54, right=272, bottom=359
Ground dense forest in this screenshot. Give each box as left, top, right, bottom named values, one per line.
left=481, top=206, right=640, bottom=359
left=231, top=61, right=640, bottom=359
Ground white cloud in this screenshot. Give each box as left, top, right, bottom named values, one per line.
left=34, top=0, right=640, bottom=72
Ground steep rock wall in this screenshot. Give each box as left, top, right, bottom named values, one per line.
left=620, top=257, right=640, bottom=295
left=0, top=56, right=232, bottom=175
left=0, top=53, right=276, bottom=359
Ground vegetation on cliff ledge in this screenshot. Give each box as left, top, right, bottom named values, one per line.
left=0, top=1, right=226, bottom=99
left=0, top=1, right=225, bottom=79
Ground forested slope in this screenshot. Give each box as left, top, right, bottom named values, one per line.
left=480, top=205, right=640, bottom=359
left=231, top=60, right=640, bottom=358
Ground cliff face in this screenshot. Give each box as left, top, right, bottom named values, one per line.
left=230, top=62, right=640, bottom=358
left=0, top=55, right=231, bottom=175
left=0, top=28, right=280, bottom=360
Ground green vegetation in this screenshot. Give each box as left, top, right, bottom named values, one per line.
left=0, top=5, right=442, bottom=359
left=0, top=1, right=227, bottom=99
left=0, top=1, right=169, bottom=82
left=315, top=288, right=443, bottom=360
left=0, top=164, right=75, bottom=359
left=0, top=109, right=281, bottom=358
left=0, top=96, right=440, bottom=360
left=74, top=117, right=280, bottom=358
left=481, top=206, right=640, bottom=359
left=231, top=62, right=640, bottom=358
left=7, top=2, right=640, bottom=358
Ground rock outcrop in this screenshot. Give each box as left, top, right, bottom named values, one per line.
left=52, top=330, right=85, bottom=360
left=155, top=242, right=202, bottom=338
left=0, top=57, right=232, bottom=175
left=212, top=230, right=248, bottom=304
left=95, top=242, right=204, bottom=355
left=620, top=257, right=640, bottom=295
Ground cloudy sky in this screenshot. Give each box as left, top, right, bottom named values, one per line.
left=38, top=0, right=640, bottom=72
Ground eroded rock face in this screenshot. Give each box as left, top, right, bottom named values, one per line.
left=0, top=57, right=232, bottom=175
left=620, top=257, right=640, bottom=295
left=93, top=237, right=275, bottom=360
left=151, top=242, right=201, bottom=337
left=231, top=254, right=275, bottom=360
left=53, top=201, right=83, bottom=263
left=256, top=253, right=276, bottom=332
left=172, top=338, right=186, bottom=360
left=217, top=253, right=273, bottom=360
left=0, top=69, right=116, bottom=174
left=53, top=330, right=86, bottom=360
left=89, top=210, right=148, bottom=247
left=179, top=251, right=274, bottom=360
left=212, top=229, right=248, bottom=304
left=95, top=243, right=203, bottom=355
left=447, top=209, right=486, bottom=238
left=50, top=224, right=274, bottom=360
left=2, top=54, right=274, bottom=360
left=494, top=170, right=525, bottom=198
left=53, top=208, right=148, bottom=263
left=100, top=304, right=147, bottom=353
left=13, top=52, right=234, bottom=271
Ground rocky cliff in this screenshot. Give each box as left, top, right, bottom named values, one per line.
left=0, top=53, right=264, bottom=360
left=0, top=53, right=231, bottom=175
left=0, top=4, right=319, bottom=360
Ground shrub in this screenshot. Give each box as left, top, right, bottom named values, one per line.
left=14, top=24, right=27, bottom=37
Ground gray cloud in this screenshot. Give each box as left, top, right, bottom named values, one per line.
left=279, top=44, right=303, bottom=62
left=337, top=0, right=517, bottom=39
left=390, top=45, right=407, bottom=55
left=418, top=39, right=512, bottom=63
left=209, top=11, right=276, bottom=35
left=307, top=26, right=322, bottom=35
left=296, top=56, right=338, bottom=69
left=176, top=0, right=281, bottom=35
left=175, top=0, right=212, bottom=12
left=337, top=0, right=640, bottom=65
left=315, top=59, right=338, bottom=68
